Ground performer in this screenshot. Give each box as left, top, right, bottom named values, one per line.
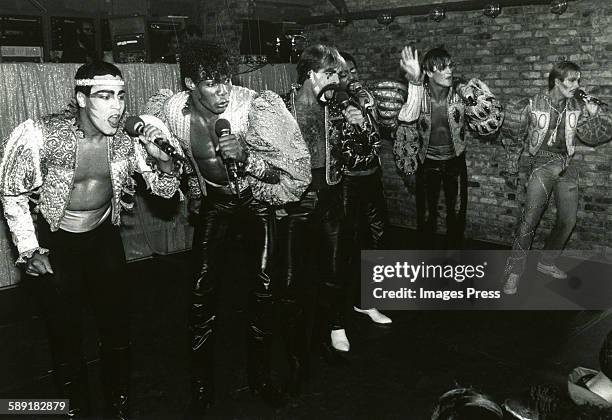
left=397, top=46, right=503, bottom=249
left=0, top=61, right=182, bottom=418
left=501, top=61, right=612, bottom=294
left=144, top=41, right=311, bottom=413
left=337, top=51, right=392, bottom=325
left=277, top=44, right=358, bottom=395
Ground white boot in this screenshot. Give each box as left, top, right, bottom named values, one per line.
left=330, top=329, right=350, bottom=352
left=353, top=307, right=392, bottom=324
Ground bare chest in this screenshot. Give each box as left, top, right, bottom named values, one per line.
left=189, top=116, right=227, bottom=183
left=74, top=139, right=110, bottom=182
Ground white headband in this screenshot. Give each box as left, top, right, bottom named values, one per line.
left=75, top=78, right=125, bottom=87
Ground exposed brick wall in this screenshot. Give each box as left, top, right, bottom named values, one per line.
left=307, top=0, right=612, bottom=257
left=200, top=0, right=612, bottom=257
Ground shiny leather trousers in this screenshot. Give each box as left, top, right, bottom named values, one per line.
left=278, top=186, right=346, bottom=358
left=416, top=153, right=468, bottom=249
left=189, top=188, right=276, bottom=396
left=26, top=218, right=130, bottom=417
left=341, top=169, right=387, bottom=306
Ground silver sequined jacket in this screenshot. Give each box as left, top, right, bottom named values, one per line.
left=0, top=113, right=181, bottom=263
left=144, top=86, right=311, bottom=206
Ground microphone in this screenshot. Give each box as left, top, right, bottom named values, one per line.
left=124, top=116, right=185, bottom=162
left=347, top=81, right=374, bottom=109
left=575, top=89, right=608, bottom=107
left=335, top=89, right=364, bottom=134
left=214, top=119, right=241, bottom=197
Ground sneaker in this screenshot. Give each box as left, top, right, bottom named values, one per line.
left=330, top=329, right=350, bottom=352
left=353, top=307, right=392, bottom=324
left=502, top=273, right=520, bottom=295
left=537, top=262, right=568, bottom=279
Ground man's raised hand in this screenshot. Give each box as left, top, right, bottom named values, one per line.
left=400, top=46, right=421, bottom=83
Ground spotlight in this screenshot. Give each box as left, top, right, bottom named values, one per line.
left=377, top=12, right=394, bottom=25
left=430, top=7, right=446, bottom=22
left=483, top=3, right=501, bottom=18
left=550, top=0, right=568, bottom=15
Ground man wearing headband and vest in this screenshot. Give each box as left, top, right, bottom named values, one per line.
left=144, top=41, right=310, bottom=414
left=397, top=46, right=503, bottom=249
left=501, top=61, right=612, bottom=294
left=0, top=62, right=182, bottom=418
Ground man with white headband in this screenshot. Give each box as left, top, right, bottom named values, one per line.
left=0, top=61, right=182, bottom=418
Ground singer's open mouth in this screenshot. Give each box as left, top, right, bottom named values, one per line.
left=108, top=115, right=120, bottom=127
left=217, top=101, right=229, bottom=108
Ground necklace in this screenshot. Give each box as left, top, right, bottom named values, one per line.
left=547, top=99, right=567, bottom=146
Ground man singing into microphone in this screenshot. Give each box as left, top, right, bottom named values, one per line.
left=0, top=61, right=182, bottom=418
left=276, top=45, right=363, bottom=394
left=144, top=41, right=311, bottom=413
left=337, top=50, right=392, bottom=326
left=501, top=61, right=612, bottom=294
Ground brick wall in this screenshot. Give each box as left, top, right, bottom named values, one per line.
left=200, top=0, right=612, bottom=256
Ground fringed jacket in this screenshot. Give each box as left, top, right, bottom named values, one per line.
left=0, top=113, right=181, bottom=263
left=144, top=85, right=311, bottom=206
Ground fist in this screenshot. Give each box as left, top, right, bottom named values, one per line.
left=25, top=251, right=54, bottom=276
left=218, top=133, right=247, bottom=162
left=139, top=124, right=171, bottom=162
left=343, top=105, right=365, bottom=127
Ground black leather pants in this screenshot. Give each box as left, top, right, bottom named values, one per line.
left=279, top=186, right=346, bottom=358
left=341, top=169, right=387, bottom=306
left=416, top=153, right=468, bottom=249
left=189, top=187, right=276, bottom=396
left=24, top=217, right=130, bottom=417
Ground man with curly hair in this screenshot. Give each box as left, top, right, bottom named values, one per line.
left=397, top=46, right=503, bottom=249
left=501, top=61, right=612, bottom=294
left=143, top=41, right=311, bottom=413
left=0, top=61, right=182, bottom=418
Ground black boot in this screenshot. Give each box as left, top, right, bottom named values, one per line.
left=247, top=291, right=285, bottom=408
left=279, top=299, right=309, bottom=396
left=185, top=379, right=214, bottom=419
left=100, top=345, right=131, bottom=420
left=55, top=360, right=91, bottom=418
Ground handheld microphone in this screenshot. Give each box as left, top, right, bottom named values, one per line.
left=347, top=81, right=374, bottom=109
left=124, top=116, right=185, bottom=162
left=575, top=89, right=608, bottom=107
left=335, top=89, right=363, bottom=134
left=214, top=119, right=241, bottom=197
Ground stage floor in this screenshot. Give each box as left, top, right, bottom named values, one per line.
left=0, top=228, right=608, bottom=419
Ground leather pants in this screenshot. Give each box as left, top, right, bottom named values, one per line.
left=341, top=169, right=387, bottom=306
left=25, top=217, right=130, bottom=417
left=189, top=187, right=276, bottom=396
left=279, top=186, right=346, bottom=358
left=415, top=153, right=468, bottom=249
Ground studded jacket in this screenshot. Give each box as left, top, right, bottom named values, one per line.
left=0, top=113, right=181, bottom=263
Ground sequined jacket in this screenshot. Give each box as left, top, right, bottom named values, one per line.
left=283, top=88, right=344, bottom=185
left=500, top=92, right=612, bottom=175
left=516, top=92, right=611, bottom=155
left=398, top=81, right=468, bottom=163
left=0, top=113, right=181, bottom=263
left=144, top=86, right=311, bottom=206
